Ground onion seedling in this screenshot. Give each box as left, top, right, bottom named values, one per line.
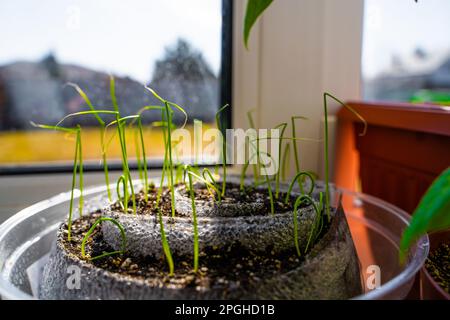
left=247, top=109, right=260, bottom=183
left=81, top=217, right=127, bottom=261
left=184, top=165, right=200, bottom=272
left=216, top=104, right=230, bottom=197
left=284, top=171, right=315, bottom=204
left=145, top=87, right=188, bottom=217
left=156, top=139, right=175, bottom=276
left=322, top=93, right=367, bottom=221
left=273, top=122, right=288, bottom=199
left=292, top=193, right=323, bottom=257
left=31, top=122, right=83, bottom=241
left=67, top=83, right=114, bottom=201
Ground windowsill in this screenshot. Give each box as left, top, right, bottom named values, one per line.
left=338, top=100, right=450, bottom=136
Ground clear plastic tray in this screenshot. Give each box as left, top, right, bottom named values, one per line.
left=0, top=182, right=429, bottom=299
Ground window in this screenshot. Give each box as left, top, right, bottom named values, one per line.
left=0, top=0, right=232, bottom=172
left=362, top=0, right=450, bottom=105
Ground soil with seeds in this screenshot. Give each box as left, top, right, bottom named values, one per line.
left=110, top=182, right=304, bottom=217
left=63, top=208, right=330, bottom=291
left=425, top=242, right=450, bottom=294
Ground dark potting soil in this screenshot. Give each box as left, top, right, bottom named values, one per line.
left=425, top=242, right=450, bottom=294
left=62, top=211, right=331, bottom=291
left=110, top=182, right=302, bottom=217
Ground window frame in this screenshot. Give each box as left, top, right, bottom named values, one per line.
left=0, top=0, right=233, bottom=176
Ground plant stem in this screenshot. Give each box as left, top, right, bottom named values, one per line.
left=186, top=167, right=199, bottom=272
left=138, top=117, right=149, bottom=202
left=247, top=110, right=259, bottom=183
left=77, top=126, right=84, bottom=217
left=157, top=146, right=175, bottom=276
left=216, top=105, right=229, bottom=197
left=322, top=93, right=367, bottom=222
left=274, top=123, right=287, bottom=199
left=164, top=102, right=176, bottom=217
left=67, top=133, right=79, bottom=242
left=116, top=115, right=136, bottom=214
left=81, top=217, right=126, bottom=260
left=100, top=126, right=112, bottom=201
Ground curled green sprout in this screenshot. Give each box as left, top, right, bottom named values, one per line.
left=292, top=193, right=323, bottom=257
left=240, top=147, right=276, bottom=215
left=81, top=217, right=127, bottom=261
left=202, top=168, right=221, bottom=202
left=116, top=175, right=127, bottom=210
left=285, top=171, right=315, bottom=204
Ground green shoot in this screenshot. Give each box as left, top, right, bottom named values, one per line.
left=304, top=192, right=324, bottom=254
left=202, top=168, right=221, bottom=202
left=164, top=101, right=176, bottom=217
left=216, top=104, right=230, bottom=196
left=145, top=87, right=188, bottom=129
left=184, top=165, right=200, bottom=272
left=183, top=168, right=221, bottom=202
left=285, top=171, right=315, bottom=204
left=156, top=141, right=175, bottom=276
left=145, top=86, right=189, bottom=217
left=31, top=122, right=82, bottom=241
left=76, top=125, right=84, bottom=217
left=246, top=109, right=259, bottom=183
left=292, top=193, right=323, bottom=256
left=323, top=93, right=367, bottom=221
left=109, top=75, right=120, bottom=113
left=238, top=135, right=275, bottom=215
left=115, top=115, right=137, bottom=214
left=135, top=130, right=143, bottom=181
left=137, top=117, right=149, bottom=202
left=81, top=217, right=126, bottom=261
left=67, top=83, right=114, bottom=202
left=116, top=175, right=127, bottom=210
left=281, top=142, right=290, bottom=182
left=274, top=122, right=288, bottom=199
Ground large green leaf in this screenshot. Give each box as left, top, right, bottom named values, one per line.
left=399, top=167, right=450, bottom=263
left=243, top=0, right=274, bottom=49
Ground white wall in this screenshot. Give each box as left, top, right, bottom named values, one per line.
left=232, top=0, right=364, bottom=179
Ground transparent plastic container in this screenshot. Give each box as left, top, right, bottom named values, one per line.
left=0, top=183, right=429, bottom=300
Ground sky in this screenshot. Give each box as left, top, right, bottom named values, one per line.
left=363, top=0, right=450, bottom=79
left=0, top=0, right=222, bottom=83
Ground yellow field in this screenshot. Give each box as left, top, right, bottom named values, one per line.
left=0, top=123, right=216, bottom=164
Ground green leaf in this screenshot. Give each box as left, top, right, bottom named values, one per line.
left=243, top=0, right=274, bottom=49
left=399, top=167, right=450, bottom=263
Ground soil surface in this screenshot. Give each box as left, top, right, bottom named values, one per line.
left=425, top=242, right=450, bottom=294
left=63, top=211, right=330, bottom=291
left=110, top=182, right=302, bottom=217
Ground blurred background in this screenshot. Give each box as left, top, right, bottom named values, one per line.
left=0, top=0, right=224, bottom=166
